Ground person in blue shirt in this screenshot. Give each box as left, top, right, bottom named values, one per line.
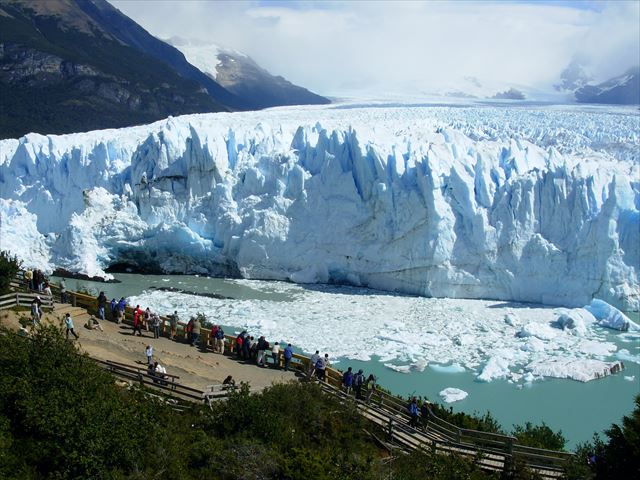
left=342, top=367, right=354, bottom=395
left=408, top=397, right=419, bottom=428
left=283, top=343, right=294, bottom=371
left=65, top=313, right=79, bottom=340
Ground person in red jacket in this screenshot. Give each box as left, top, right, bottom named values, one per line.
left=132, top=305, right=143, bottom=336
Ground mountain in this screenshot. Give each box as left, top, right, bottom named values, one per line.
left=0, top=0, right=330, bottom=140
left=0, top=0, right=232, bottom=139
left=1, top=104, right=637, bottom=312
left=169, top=38, right=330, bottom=110
left=574, top=66, right=640, bottom=105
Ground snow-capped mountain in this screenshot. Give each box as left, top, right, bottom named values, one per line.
left=0, top=103, right=638, bottom=312
left=168, top=38, right=330, bottom=110
left=575, top=66, right=640, bottom=105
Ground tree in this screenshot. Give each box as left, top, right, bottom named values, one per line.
left=0, top=251, right=21, bottom=295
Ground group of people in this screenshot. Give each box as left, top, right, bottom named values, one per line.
left=24, top=269, right=48, bottom=293
left=407, top=396, right=431, bottom=429
left=229, top=331, right=296, bottom=371
left=340, top=366, right=378, bottom=401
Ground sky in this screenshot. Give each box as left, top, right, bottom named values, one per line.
left=109, top=0, right=640, bottom=98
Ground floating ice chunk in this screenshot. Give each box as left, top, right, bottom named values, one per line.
left=527, top=359, right=624, bottom=382
left=616, top=349, right=640, bottom=364
left=504, top=313, right=519, bottom=327
left=585, top=299, right=639, bottom=332
left=624, top=376, right=635, bottom=382
left=517, top=322, right=558, bottom=341
left=411, top=358, right=428, bottom=372
left=430, top=363, right=466, bottom=374
left=554, top=308, right=595, bottom=336
left=439, top=387, right=468, bottom=403
left=477, top=356, right=511, bottom=382
left=384, top=364, right=411, bottom=373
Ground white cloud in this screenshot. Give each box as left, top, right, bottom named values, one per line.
left=109, top=0, right=639, bottom=97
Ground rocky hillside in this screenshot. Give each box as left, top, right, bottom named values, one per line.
left=0, top=0, right=232, bottom=139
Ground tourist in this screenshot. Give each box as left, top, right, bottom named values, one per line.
left=235, top=332, right=244, bottom=358
left=214, top=326, right=225, bottom=353
left=97, top=291, right=107, bottom=321
left=353, top=369, right=365, bottom=399
left=185, top=317, right=194, bottom=343
left=85, top=315, right=104, bottom=332
left=308, top=350, right=320, bottom=378
left=342, top=367, right=354, bottom=394
left=43, top=281, right=52, bottom=298
left=222, top=375, right=236, bottom=390
left=191, top=316, right=201, bottom=347
left=283, top=343, right=293, bottom=371
left=132, top=309, right=143, bottom=336
left=242, top=333, right=252, bottom=359
left=24, top=268, right=33, bottom=290
left=65, top=313, right=79, bottom=340
left=271, top=342, right=280, bottom=369
left=110, top=298, right=117, bottom=320
left=30, top=296, right=42, bottom=326
left=420, top=400, right=430, bottom=430
left=256, top=336, right=267, bottom=367
left=315, top=354, right=329, bottom=382
left=145, top=345, right=153, bottom=365
left=154, top=362, right=167, bottom=385
left=143, top=307, right=151, bottom=332
left=365, top=374, right=377, bottom=403
left=117, top=297, right=127, bottom=314
left=151, top=313, right=161, bottom=339
left=60, top=278, right=67, bottom=303
left=407, top=397, right=419, bottom=428
left=248, top=336, right=257, bottom=360
left=169, top=311, right=179, bottom=340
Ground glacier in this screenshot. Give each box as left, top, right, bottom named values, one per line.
left=0, top=102, right=638, bottom=311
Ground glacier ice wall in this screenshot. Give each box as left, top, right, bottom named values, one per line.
left=0, top=104, right=638, bottom=310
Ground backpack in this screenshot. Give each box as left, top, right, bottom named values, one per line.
left=315, top=358, right=324, bottom=369
left=354, top=373, right=364, bottom=386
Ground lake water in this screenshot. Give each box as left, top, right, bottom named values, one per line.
left=56, top=273, right=640, bottom=449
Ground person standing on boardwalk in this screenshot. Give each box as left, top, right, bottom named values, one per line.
left=143, top=307, right=151, bottom=332
left=408, top=397, right=419, bottom=428
left=110, top=298, right=117, bottom=320
left=59, top=278, right=67, bottom=303
left=132, top=308, right=143, bottom=336
left=97, top=291, right=107, bottom=321
left=214, top=326, right=225, bottom=353
left=365, top=374, right=377, bottom=403
left=271, top=342, right=280, bottom=369
left=24, top=269, right=33, bottom=290
left=169, top=311, right=179, bottom=340
left=151, top=313, right=161, bottom=339
left=256, top=336, right=267, bottom=366
left=308, top=350, right=320, bottom=379
left=145, top=345, right=153, bottom=365
left=283, top=343, right=293, bottom=371
left=342, top=367, right=354, bottom=394
left=31, top=296, right=42, bottom=326
left=353, top=369, right=365, bottom=399
left=65, top=313, right=79, bottom=340
left=315, top=354, right=329, bottom=382
left=191, top=316, right=201, bottom=347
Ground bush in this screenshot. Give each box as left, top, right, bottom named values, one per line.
left=0, top=251, right=21, bottom=295
left=511, top=422, right=566, bottom=451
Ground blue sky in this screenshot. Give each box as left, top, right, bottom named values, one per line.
left=110, top=0, right=639, bottom=97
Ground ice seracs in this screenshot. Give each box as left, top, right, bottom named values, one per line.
left=439, top=387, right=468, bottom=403
left=0, top=103, right=638, bottom=312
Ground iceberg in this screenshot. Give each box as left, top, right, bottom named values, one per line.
left=0, top=103, right=638, bottom=312
left=585, top=299, right=640, bottom=332
left=439, top=387, right=468, bottom=403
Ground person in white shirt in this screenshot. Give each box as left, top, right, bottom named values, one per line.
left=271, top=342, right=281, bottom=369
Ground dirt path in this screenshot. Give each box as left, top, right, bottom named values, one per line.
left=0, top=307, right=298, bottom=392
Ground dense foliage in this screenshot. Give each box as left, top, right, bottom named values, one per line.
left=0, top=251, right=21, bottom=295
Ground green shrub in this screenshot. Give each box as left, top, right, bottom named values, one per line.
left=511, top=422, right=566, bottom=451
left=0, top=251, right=21, bottom=295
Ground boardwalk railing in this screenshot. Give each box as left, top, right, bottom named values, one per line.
left=6, top=271, right=574, bottom=477
left=0, top=292, right=54, bottom=311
